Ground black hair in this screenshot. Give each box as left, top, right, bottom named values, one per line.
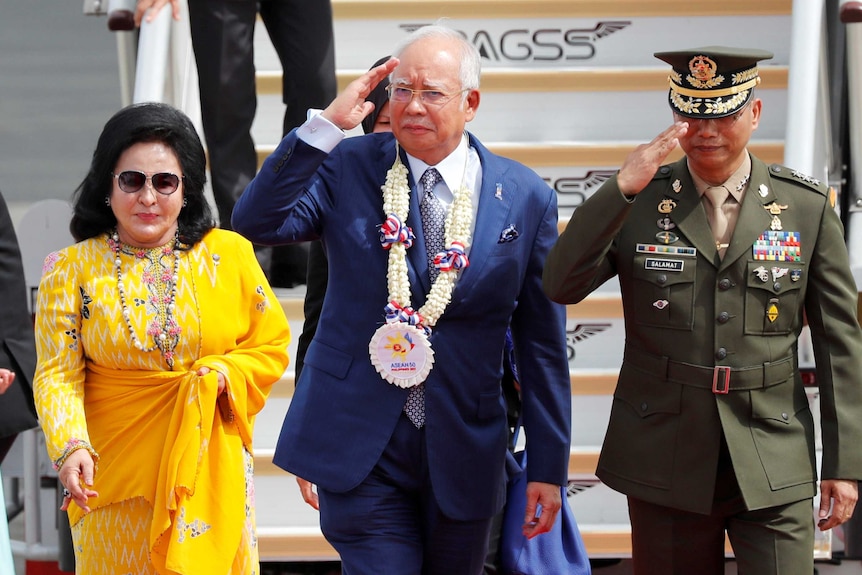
left=69, top=102, right=214, bottom=247
left=361, top=56, right=392, bottom=135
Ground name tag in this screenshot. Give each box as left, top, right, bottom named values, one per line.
left=645, top=258, right=684, bottom=272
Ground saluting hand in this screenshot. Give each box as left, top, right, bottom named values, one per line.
left=321, top=57, right=399, bottom=132
left=617, top=121, right=688, bottom=197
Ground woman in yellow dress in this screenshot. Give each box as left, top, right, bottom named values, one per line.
left=33, top=102, right=291, bottom=574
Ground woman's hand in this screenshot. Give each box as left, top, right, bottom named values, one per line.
left=134, top=0, right=181, bottom=27
left=0, top=368, right=15, bottom=394
left=59, top=449, right=99, bottom=513
left=196, top=366, right=226, bottom=395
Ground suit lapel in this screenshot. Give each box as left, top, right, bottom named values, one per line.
left=455, top=137, right=511, bottom=294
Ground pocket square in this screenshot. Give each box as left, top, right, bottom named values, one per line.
left=499, top=224, right=519, bottom=243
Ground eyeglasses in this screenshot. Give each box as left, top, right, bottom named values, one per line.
left=112, top=170, right=183, bottom=195
left=386, top=85, right=468, bottom=106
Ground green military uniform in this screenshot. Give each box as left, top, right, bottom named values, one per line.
left=543, top=46, right=862, bottom=574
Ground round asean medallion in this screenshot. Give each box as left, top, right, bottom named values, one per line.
left=369, top=322, right=434, bottom=388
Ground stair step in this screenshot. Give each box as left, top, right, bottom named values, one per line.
left=257, top=66, right=789, bottom=95
left=328, top=0, right=791, bottom=19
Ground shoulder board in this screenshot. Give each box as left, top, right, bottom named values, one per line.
left=768, top=164, right=828, bottom=195
left=652, top=164, right=674, bottom=181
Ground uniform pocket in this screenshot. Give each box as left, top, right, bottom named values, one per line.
left=744, top=261, right=805, bottom=335
left=631, top=252, right=696, bottom=330
left=749, top=380, right=817, bottom=490
left=600, top=366, right=683, bottom=489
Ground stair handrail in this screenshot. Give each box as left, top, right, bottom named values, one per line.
left=841, top=0, right=862, bottom=287
left=784, top=0, right=831, bottom=183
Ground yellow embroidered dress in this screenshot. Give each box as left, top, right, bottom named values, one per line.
left=34, top=228, right=290, bottom=575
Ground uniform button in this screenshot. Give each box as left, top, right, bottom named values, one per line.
left=660, top=166, right=670, bottom=175
left=717, top=311, right=730, bottom=324
left=641, top=402, right=648, bottom=412
left=657, top=274, right=668, bottom=285
left=718, top=278, right=732, bottom=290
left=781, top=412, right=789, bottom=421
left=773, top=282, right=781, bottom=291
left=715, top=348, right=727, bottom=360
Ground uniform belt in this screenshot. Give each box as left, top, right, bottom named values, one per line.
left=623, top=346, right=795, bottom=394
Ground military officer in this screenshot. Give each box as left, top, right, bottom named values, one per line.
left=543, top=46, right=862, bottom=575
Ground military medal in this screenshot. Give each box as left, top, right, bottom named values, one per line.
left=655, top=231, right=678, bottom=244
left=657, top=216, right=676, bottom=231
left=658, top=198, right=677, bottom=214
left=758, top=184, right=769, bottom=197
left=765, top=202, right=788, bottom=231
left=767, top=299, right=779, bottom=323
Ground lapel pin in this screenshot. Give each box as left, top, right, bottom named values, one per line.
left=672, top=179, right=682, bottom=193
left=758, top=184, right=769, bottom=197
left=495, top=183, right=503, bottom=200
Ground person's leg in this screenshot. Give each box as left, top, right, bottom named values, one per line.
left=628, top=495, right=727, bottom=575
left=727, top=497, right=815, bottom=575
left=258, top=0, right=338, bottom=287
left=186, top=0, right=259, bottom=229
left=258, top=0, right=337, bottom=134
left=0, top=469, right=15, bottom=575
left=318, top=415, right=425, bottom=575
left=318, top=414, right=492, bottom=575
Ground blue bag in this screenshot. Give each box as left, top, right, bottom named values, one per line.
left=500, top=447, right=591, bottom=575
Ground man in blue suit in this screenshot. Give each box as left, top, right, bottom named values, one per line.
left=232, top=24, right=572, bottom=574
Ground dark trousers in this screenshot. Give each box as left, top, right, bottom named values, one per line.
left=318, top=413, right=494, bottom=575
left=186, top=0, right=336, bottom=286
left=627, top=439, right=815, bottom=575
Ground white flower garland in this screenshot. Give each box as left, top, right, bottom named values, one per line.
left=382, top=145, right=473, bottom=329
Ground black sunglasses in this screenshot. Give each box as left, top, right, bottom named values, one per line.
left=112, top=170, right=183, bottom=195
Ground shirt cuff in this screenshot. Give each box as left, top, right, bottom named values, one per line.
left=297, top=110, right=345, bottom=153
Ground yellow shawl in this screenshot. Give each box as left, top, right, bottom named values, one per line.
left=35, top=229, right=290, bottom=575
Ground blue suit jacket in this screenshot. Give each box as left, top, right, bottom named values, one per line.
left=233, top=130, right=571, bottom=521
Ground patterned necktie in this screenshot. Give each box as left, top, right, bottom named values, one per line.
left=404, top=168, right=445, bottom=428
left=704, top=186, right=730, bottom=256
left=419, top=168, right=446, bottom=281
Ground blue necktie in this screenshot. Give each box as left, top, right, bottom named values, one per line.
left=404, top=168, right=445, bottom=428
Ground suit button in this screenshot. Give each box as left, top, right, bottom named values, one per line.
left=641, top=402, right=648, bottom=412
left=718, top=278, right=732, bottom=290
left=717, top=311, right=730, bottom=324
left=657, top=274, right=668, bottom=285
left=715, top=348, right=727, bottom=360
